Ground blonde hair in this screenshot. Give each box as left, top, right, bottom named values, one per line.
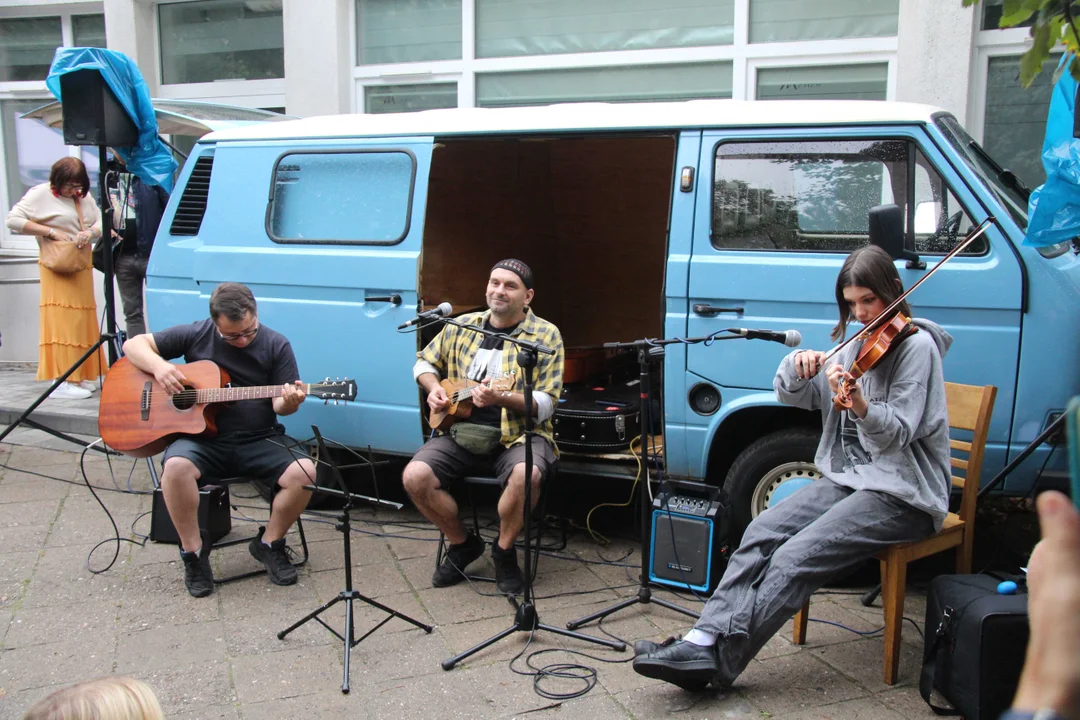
left=23, top=676, right=163, bottom=720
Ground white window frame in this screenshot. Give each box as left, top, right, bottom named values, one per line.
left=0, top=2, right=106, bottom=253
left=352, top=0, right=901, bottom=112
left=968, top=27, right=1046, bottom=144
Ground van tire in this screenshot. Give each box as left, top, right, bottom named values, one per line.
left=722, top=427, right=822, bottom=544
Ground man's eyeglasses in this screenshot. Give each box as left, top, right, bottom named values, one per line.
left=218, top=319, right=259, bottom=342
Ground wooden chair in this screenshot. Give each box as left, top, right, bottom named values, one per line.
left=792, top=382, right=997, bottom=685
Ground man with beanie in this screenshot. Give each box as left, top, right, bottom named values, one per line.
left=403, top=259, right=564, bottom=594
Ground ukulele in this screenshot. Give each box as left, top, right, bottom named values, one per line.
left=428, top=375, right=516, bottom=431
left=98, top=357, right=356, bottom=457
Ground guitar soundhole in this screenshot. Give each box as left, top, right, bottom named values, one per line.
left=171, top=385, right=197, bottom=411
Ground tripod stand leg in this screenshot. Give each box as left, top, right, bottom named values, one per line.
left=351, top=592, right=433, bottom=633
left=342, top=597, right=353, bottom=693
left=442, top=623, right=519, bottom=670
left=650, top=596, right=701, bottom=620
left=535, top=623, right=626, bottom=649
left=565, top=595, right=640, bottom=630
left=278, top=595, right=343, bottom=640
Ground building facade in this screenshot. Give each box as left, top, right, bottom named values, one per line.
left=0, top=0, right=1055, bottom=253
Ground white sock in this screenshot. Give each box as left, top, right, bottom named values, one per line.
left=182, top=546, right=201, bottom=557
left=262, top=539, right=273, bottom=547
left=684, top=629, right=717, bottom=647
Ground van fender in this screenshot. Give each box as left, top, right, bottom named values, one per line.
left=696, top=390, right=814, bottom=476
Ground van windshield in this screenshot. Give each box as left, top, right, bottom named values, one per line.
left=935, top=115, right=1029, bottom=232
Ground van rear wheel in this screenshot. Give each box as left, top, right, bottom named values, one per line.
left=722, top=427, right=821, bottom=543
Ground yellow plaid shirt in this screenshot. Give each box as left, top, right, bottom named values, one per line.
left=417, top=308, right=564, bottom=450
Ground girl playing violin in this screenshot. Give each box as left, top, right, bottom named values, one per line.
left=633, top=244, right=953, bottom=691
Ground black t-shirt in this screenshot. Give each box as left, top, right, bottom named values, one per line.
left=465, top=319, right=520, bottom=427
left=152, top=318, right=300, bottom=436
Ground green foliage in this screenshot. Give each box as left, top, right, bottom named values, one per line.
left=964, top=0, right=1080, bottom=86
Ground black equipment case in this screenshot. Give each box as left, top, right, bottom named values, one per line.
left=553, top=383, right=641, bottom=451
left=920, top=573, right=1029, bottom=720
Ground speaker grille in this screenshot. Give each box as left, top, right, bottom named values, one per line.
left=169, top=156, right=214, bottom=236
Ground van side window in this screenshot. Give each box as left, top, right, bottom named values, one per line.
left=711, top=139, right=984, bottom=255
left=267, top=150, right=416, bottom=245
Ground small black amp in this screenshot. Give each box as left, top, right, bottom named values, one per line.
left=649, top=480, right=729, bottom=593
left=150, top=485, right=232, bottom=545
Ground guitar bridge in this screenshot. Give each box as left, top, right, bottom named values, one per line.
left=141, top=382, right=152, bottom=421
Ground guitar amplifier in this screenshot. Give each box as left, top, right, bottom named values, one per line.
left=649, top=480, right=730, bottom=593
left=150, top=485, right=232, bottom=545
left=553, top=383, right=641, bottom=451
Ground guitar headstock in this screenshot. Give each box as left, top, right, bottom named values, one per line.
left=490, top=374, right=517, bottom=392
left=311, top=378, right=358, bottom=404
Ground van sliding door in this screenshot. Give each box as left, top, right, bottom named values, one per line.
left=181, top=138, right=434, bottom=455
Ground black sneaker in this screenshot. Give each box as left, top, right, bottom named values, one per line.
left=432, top=532, right=486, bottom=588
left=248, top=527, right=298, bottom=586
left=180, top=542, right=214, bottom=598
left=491, top=540, right=524, bottom=595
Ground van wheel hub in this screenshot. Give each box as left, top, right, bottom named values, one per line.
left=750, top=462, right=822, bottom=518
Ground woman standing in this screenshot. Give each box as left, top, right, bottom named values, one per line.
left=6, top=157, right=105, bottom=400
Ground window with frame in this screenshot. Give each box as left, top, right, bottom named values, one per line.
left=268, top=151, right=416, bottom=244
left=0, top=17, right=62, bottom=82
left=159, top=0, right=284, bottom=84
left=365, top=83, right=458, bottom=113
left=711, top=139, right=984, bottom=255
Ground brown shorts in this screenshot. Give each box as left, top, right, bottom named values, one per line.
left=411, top=434, right=556, bottom=489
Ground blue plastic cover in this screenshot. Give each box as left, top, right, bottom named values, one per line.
left=46, top=47, right=177, bottom=192
left=1025, top=55, right=1080, bottom=247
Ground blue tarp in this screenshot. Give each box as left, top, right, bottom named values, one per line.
left=1025, top=54, right=1080, bottom=247
left=46, top=47, right=177, bottom=192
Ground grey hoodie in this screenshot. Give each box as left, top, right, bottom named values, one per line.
left=774, top=318, right=953, bottom=530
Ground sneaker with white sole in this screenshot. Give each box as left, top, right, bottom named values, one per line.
left=49, top=382, right=92, bottom=400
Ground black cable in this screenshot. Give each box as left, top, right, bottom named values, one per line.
left=79, top=441, right=147, bottom=574
left=0, top=459, right=152, bottom=495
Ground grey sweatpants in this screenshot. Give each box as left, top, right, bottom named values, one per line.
left=115, top=253, right=148, bottom=339
left=695, top=478, right=935, bottom=686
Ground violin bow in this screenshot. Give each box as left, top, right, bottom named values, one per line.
left=821, top=216, right=996, bottom=364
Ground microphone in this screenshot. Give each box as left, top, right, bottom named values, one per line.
left=397, top=302, right=453, bottom=330
left=730, top=328, right=802, bottom=347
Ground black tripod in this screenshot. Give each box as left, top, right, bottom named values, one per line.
left=278, top=426, right=434, bottom=693
left=437, top=319, right=625, bottom=670
left=0, top=144, right=122, bottom=454
left=566, top=339, right=702, bottom=630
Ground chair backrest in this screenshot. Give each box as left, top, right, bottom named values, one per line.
left=945, top=382, right=997, bottom=527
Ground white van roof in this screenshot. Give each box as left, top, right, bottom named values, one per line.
left=204, top=99, right=947, bottom=143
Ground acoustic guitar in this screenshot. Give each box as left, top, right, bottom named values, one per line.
left=429, top=375, right=516, bottom=431
left=98, top=357, right=357, bottom=457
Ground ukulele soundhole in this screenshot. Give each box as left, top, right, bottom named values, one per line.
left=171, top=385, right=197, bottom=411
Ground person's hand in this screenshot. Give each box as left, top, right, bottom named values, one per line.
left=279, top=380, right=307, bottom=412
left=470, top=378, right=496, bottom=408
left=50, top=229, right=73, bottom=244
left=153, top=361, right=188, bottom=396
left=74, top=230, right=92, bottom=249
left=1012, top=490, right=1080, bottom=717
left=427, top=385, right=449, bottom=413
left=825, top=363, right=847, bottom=393
left=794, top=351, right=827, bottom=379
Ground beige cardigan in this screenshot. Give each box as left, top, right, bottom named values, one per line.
left=6, top=182, right=104, bottom=239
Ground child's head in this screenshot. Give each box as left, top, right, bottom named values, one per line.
left=831, top=245, right=910, bottom=342
left=23, top=676, right=163, bottom=720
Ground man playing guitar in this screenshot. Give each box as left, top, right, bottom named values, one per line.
left=403, top=259, right=564, bottom=594
left=122, top=282, right=314, bottom=598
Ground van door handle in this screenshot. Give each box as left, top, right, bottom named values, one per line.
left=366, top=294, right=402, bottom=305
left=693, top=304, right=743, bottom=316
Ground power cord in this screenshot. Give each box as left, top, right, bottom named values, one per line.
left=78, top=440, right=148, bottom=574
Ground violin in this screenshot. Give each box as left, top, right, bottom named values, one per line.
left=832, top=312, right=916, bottom=410
left=817, top=218, right=996, bottom=410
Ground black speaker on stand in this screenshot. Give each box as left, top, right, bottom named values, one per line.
left=59, top=68, right=139, bottom=364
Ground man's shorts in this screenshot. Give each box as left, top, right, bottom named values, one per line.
left=162, top=429, right=309, bottom=490
left=411, top=434, right=556, bottom=490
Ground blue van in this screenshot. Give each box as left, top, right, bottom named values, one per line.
left=146, top=100, right=1080, bottom=536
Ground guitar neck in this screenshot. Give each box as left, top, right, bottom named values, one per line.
left=196, top=383, right=309, bottom=404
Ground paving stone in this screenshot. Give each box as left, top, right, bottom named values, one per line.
left=0, top=525, right=50, bottom=554
left=238, top=689, right=368, bottom=719
left=810, top=637, right=927, bottom=691
left=0, top=499, right=61, bottom=529
left=872, top=686, right=942, bottom=718
left=302, top=535, right=393, bottom=573
left=19, top=544, right=125, bottom=609
left=356, top=667, right=491, bottom=718
left=418, top=583, right=524, bottom=626
left=0, top=479, right=69, bottom=503
left=5, top=599, right=119, bottom=648
left=0, top=550, right=38, bottom=610
left=117, top=619, right=228, bottom=674
left=230, top=645, right=350, bottom=704
left=311, top=562, right=409, bottom=601
left=614, top=683, right=762, bottom=718
left=773, top=694, right=909, bottom=719
left=515, top=693, right=634, bottom=719
left=736, top=651, right=871, bottom=716
left=0, top=640, right=114, bottom=691
left=133, top=660, right=236, bottom=716
left=0, top=683, right=68, bottom=720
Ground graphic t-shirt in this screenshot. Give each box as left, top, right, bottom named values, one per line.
left=465, top=319, right=520, bottom=427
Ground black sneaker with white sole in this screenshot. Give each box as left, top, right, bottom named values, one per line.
left=248, top=527, right=298, bottom=585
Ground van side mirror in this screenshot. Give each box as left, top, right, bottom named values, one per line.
left=868, top=204, right=926, bottom=270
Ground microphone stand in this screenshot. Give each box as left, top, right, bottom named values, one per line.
left=278, top=426, right=433, bottom=693
left=567, top=333, right=754, bottom=630
left=431, top=315, right=626, bottom=670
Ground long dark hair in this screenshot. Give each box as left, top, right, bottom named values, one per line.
left=831, top=245, right=911, bottom=342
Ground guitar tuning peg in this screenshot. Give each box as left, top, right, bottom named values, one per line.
left=324, top=377, right=330, bottom=383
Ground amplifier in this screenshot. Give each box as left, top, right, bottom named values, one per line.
left=150, top=485, right=232, bottom=545
left=649, top=480, right=729, bottom=593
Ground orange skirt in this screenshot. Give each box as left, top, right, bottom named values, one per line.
left=37, top=261, right=105, bottom=383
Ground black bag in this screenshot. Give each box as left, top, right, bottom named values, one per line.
left=554, top=382, right=641, bottom=451
left=920, top=574, right=1029, bottom=720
